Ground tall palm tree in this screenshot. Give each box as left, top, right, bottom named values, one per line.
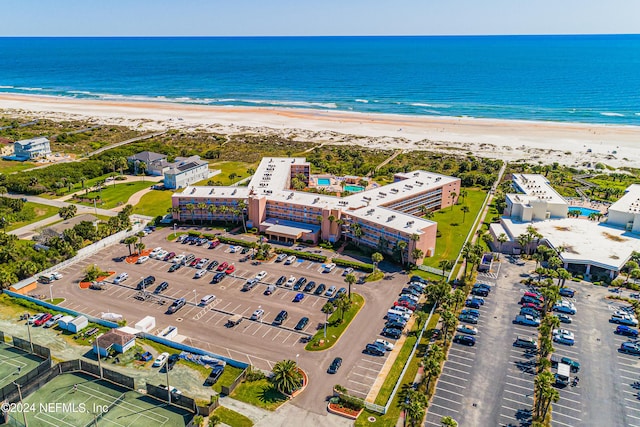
left=351, top=222, right=363, bottom=247
left=461, top=205, right=470, bottom=222
left=452, top=289, right=465, bottom=311
left=397, top=240, right=408, bottom=266
left=421, top=353, right=441, bottom=391
left=271, top=360, right=302, bottom=395
left=371, top=252, right=383, bottom=273
left=497, top=233, right=508, bottom=258
left=185, top=203, right=195, bottom=224
left=438, top=259, right=453, bottom=277
left=411, top=248, right=424, bottom=264
left=335, top=294, right=352, bottom=321
left=207, top=204, right=218, bottom=223
left=237, top=200, right=248, bottom=233
left=440, top=310, right=456, bottom=345
left=449, top=191, right=457, bottom=211
left=344, top=273, right=356, bottom=300
left=197, top=203, right=207, bottom=225
left=123, top=236, right=138, bottom=256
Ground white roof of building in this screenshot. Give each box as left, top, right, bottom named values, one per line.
left=609, top=184, right=640, bottom=214
left=15, top=136, right=49, bottom=146
left=348, top=206, right=436, bottom=235
left=248, top=157, right=307, bottom=194
left=173, top=186, right=250, bottom=200
left=501, top=217, right=640, bottom=271
left=511, top=174, right=567, bottom=205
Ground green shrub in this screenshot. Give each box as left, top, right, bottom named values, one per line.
left=331, top=258, right=374, bottom=272
left=338, top=394, right=364, bottom=411
left=274, top=248, right=327, bottom=262
left=245, top=367, right=266, bottom=382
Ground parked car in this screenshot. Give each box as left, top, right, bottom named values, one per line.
left=255, top=271, right=268, bottom=281
left=44, top=314, right=63, bottom=328
left=275, top=253, right=287, bottom=262
left=209, top=240, right=221, bottom=249
left=375, top=339, right=395, bottom=351
left=211, top=272, right=226, bottom=283
left=295, top=317, right=309, bottom=331
left=51, top=272, right=63, bottom=280
left=166, top=354, right=180, bottom=371
left=273, top=310, right=288, bottom=325
left=384, top=321, right=406, bottom=331
left=276, top=275, right=287, bottom=286
left=559, top=288, right=575, bottom=297
left=284, top=255, right=297, bottom=265
left=343, top=267, right=354, bottom=276
left=336, top=287, right=347, bottom=298
left=242, top=278, right=259, bottom=291
left=225, top=264, right=236, bottom=274
left=293, top=277, right=307, bottom=291
left=167, top=298, right=186, bottom=314
left=394, top=300, right=417, bottom=311
left=27, top=313, right=45, bottom=325
left=323, top=263, right=337, bottom=273
left=189, top=257, right=201, bottom=267
left=327, top=357, right=343, bottom=374
left=381, top=327, right=402, bottom=339
left=550, top=354, right=581, bottom=372
left=364, top=343, right=385, bottom=356
left=137, top=256, right=149, bottom=264
left=554, top=313, right=572, bottom=324
left=153, top=352, right=170, bottom=367
left=456, top=324, right=478, bottom=335
left=553, top=301, right=576, bottom=315
left=194, top=269, right=207, bottom=279
left=458, top=314, right=478, bottom=324
left=204, top=364, right=225, bottom=385
left=113, top=272, right=129, bottom=284
left=465, top=299, right=481, bottom=309
left=553, top=331, right=575, bottom=346
left=137, top=276, right=155, bottom=290
left=620, top=341, right=640, bottom=355
left=473, top=283, right=491, bottom=292
left=610, top=313, right=639, bottom=326
left=325, top=286, right=337, bottom=297
left=250, top=309, right=265, bottom=320
left=615, top=325, right=639, bottom=337
left=207, top=260, right=219, bottom=270
left=195, top=258, right=209, bottom=269
left=314, top=283, right=327, bottom=295
left=514, top=314, right=541, bottom=327
left=522, top=302, right=544, bottom=312
left=200, top=294, right=216, bottom=306
left=154, top=281, right=169, bottom=294
left=285, top=276, right=296, bottom=288
left=216, top=262, right=229, bottom=272
left=293, top=293, right=305, bottom=303
left=520, top=307, right=541, bottom=318
left=471, top=287, right=489, bottom=297
left=304, top=281, right=316, bottom=293
left=453, top=335, right=476, bottom=346
left=34, top=313, right=52, bottom=326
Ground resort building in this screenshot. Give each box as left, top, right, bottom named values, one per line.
left=491, top=175, right=640, bottom=280
left=127, top=151, right=169, bottom=176
left=163, top=155, right=211, bottom=189
left=12, top=136, right=51, bottom=161
left=606, top=184, right=640, bottom=233
left=172, top=157, right=460, bottom=263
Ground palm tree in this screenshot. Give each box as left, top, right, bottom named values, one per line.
left=335, top=294, right=352, bottom=322
left=421, top=354, right=441, bottom=391
left=459, top=189, right=467, bottom=203
left=123, top=236, right=138, bottom=256
left=441, top=416, right=458, bottom=427
left=185, top=203, right=195, bottom=224
left=371, top=252, right=383, bottom=273
left=624, top=261, right=639, bottom=283
left=452, top=289, right=465, bottom=311
left=440, top=310, right=456, bottom=345
left=344, top=273, right=356, bottom=300
left=207, top=204, right=218, bottom=223
left=399, top=387, right=428, bottom=427
left=438, top=259, right=453, bottom=277
left=321, top=302, right=334, bottom=337
left=138, top=161, right=147, bottom=176
left=271, top=359, right=302, bottom=395
left=237, top=200, right=248, bottom=233
left=534, top=371, right=555, bottom=420
left=351, top=222, right=363, bottom=247
left=461, top=205, right=470, bottom=222
left=197, top=203, right=207, bottom=225
left=135, top=242, right=145, bottom=255
left=496, top=233, right=508, bottom=258
left=397, top=240, right=408, bottom=266
left=556, top=268, right=571, bottom=287
left=411, top=248, right=424, bottom=264
left=449, top=191, right=457, bottom=210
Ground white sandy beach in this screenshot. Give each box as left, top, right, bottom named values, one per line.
left=1, top=93, right=639, bottom=168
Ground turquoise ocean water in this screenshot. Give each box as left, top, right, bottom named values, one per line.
left=0, top=35, right=639, bottom=125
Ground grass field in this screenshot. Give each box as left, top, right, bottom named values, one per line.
left=132, top=190, right=174, bottom=218
left=213, top=406, right=254, bottom=427
left=75, top=181, right=153, bottom=209
left=13, top=372, right=192, bottom=427
left=305, top=293, right=365, bottom=351
left=422, top=188, right=487, bottom=268
left=0, top=343, right=43, bottom=389
left=5, top=202, right=59, bottom=232
left=198, top=161, right=258, bottom=186
left=230, top=378, right=288, bottom=411
left=0, top=159, right=35, bottom=174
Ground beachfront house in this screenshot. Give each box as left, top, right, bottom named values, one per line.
left=127, top=151, right=168, bottom=176
left=163, top=155, right=211, bottom=189
left=12, top=136, right=51, bottom=161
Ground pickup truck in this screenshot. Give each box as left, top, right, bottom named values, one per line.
left=551, top=354, right=580, bottom=372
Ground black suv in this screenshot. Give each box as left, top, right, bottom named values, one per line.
left=137, top=276, right=155, bottom=290
left=327, top=357, right=342, bottom=374
left=293, top=277, right=307, bottom=291
left=276, top=275, right=287, bottom=286
left=207, top=260, right=219, bottom=271
left=211, top=272, right=226, bottom=284
left=471, top=287, right=489, bottom=297
left=314, top=284, right=326, bottom=295
left=154, top=281, right=169, bottom=294
left=273, top=310, right=288, bottom=325
left=204, top=364, right=225, bottom=386
left=294, top=317, right=309, bottom=331
left=166, top=354, right=179, bottom=371
left=304, top=281, right=316, bottom=293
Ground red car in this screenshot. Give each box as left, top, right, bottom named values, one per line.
left=216, top=262, right=229, bottom=272
left=164, top=252, right=176, bottom=261
left=522, top=302, right=543, bottom=312
left=225, top=264, right=235, bottom=274
left=34, top=313, right=52, bottom=326
left=394, top=300, right=417, bottom=311
left=209, top=240, right=220, bottom=249
left=190, top=258, right=201, bottom=267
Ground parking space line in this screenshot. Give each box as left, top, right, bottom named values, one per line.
left=351, top=372, right=377, bottom=381
left=627, top=407, right=640, bottom=414
left=444, top=366, right=470, bottom=375
left=347, top=378, right=371, bottom=387
left=554, top=402, right=582, bottom=413
left=447, top=353, right=474, bottom=362
left=450, top=348, right=475, bottom=357
left=503, top=397, right=528, bottom=407
left=252, top=325, right=263, bottom=336
left=358, top=366, right=382, bottom=373
left=261, top=328, right=270, bottom=338
left=437, top=388, right=464, bottom=397
left=557, top=395, right=581, bottom=405
left=553, top=419, right=577, bottom=427
left=551, top=411, right=582, bottom=422
left=281, top=332, right=293, bottom=344
left=429, top=401, right=459, bottom=412
left=440, top=373, right=468, bottom=382
left=446, top=359, right=473, bottom=369
left=437, top=379, right=465, bottom=389
left=504, top=382, right=531, bottom=391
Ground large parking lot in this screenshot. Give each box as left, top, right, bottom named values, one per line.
left=425, top=258, right=640, bottom=427
left=36, top=227, right=409, bottom=413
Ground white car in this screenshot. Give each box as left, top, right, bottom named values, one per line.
left=285, top=255, right=297, bottom=265
left=611, top=313, right=639, bottom=326
left=553, top=332, right=575, bottom=346
left=552, top=329, right=574, bottom=340
left=194, top=269, right=207, bottom=279
left=200, top=294, right=216, bottom=306
left=343, top=267, right=354, bottom=276
left=137, top=256, right=149, bottom=264
left=375, top=339, right=395, bottom=351
left=152, top=352, right=170, bottom=367
left=456, top=324, right=478, bottom=335
left=149, top=247, right=163, bottom=257
left=229, top=246, right=240, bottom=253
left=285, top=276, right=296, bottom=287
left=27, top=313, right=45, bottom=325
left=392, top=306, right=414, bottom=315
left=51, top=272, right=63, bottom=280
left=323, top=263, right=336, bottom=273
left=113, top=272, right=128, bottom=284
left=172, top=254, right=185, bottom=264
left=255, top=271, right=268, bottom=281
left=250, top=309, right=265, bottom=320
left=45, top=314, right=64, bottom=328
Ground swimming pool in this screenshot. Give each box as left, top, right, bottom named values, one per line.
left=568, top=206, right=601, bottom=216
left=317, top=178, right=331, bottom=186
left=345, top=185, right=365, bottom=192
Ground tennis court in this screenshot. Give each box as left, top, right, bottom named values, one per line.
left=12, top=372, right=192, bottom=427
left=0, top=342, right=43, bottom=388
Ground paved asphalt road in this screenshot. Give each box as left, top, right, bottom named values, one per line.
left=38, top=227, right=408, bottom=415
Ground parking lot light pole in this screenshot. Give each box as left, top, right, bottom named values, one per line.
left=173, top=223, right=176, bottom=238
left=49, top=284, right=53, bottom=302
left=26, top=319, right=34, bottom=353
left=96, top=334, right=104, bottom=379
left=12, top=382, right=28, bottom=427
left=165, top=359, right=171, bottom=404
left=296, top=354, right=299, bottom=366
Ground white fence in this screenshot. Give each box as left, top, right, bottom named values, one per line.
left=11, top=219, right=148, bottom=291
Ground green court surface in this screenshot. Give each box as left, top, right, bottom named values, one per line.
left=12, top=372, right=192, bottom=427
left=0, top=343, right=43, bottom=389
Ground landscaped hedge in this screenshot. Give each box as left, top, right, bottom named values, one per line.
left=185, top=232, right=253, bottom=248
left=331, top=258, right=374, bottom=273
left=274, top=248, right=328, bottom=262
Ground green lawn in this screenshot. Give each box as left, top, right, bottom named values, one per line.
left=0, top=159, right=35, bottom=173
left=422, top=188, right=487, bottom=268
left=305, top=293, right=365, bottom=351
left=213, top=406, right=254, bottom=427
left=5, top=202, right=59, bottom=231
left=197, top=161, right=259, bottom=186
left=132, top=190, right=174, bottom=217
left=74, top=181, right=153, bottom=209
left=230, top=378, right=288, bottom=411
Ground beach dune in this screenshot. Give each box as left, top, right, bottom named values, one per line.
left=1, top=93, right=638, bottom=168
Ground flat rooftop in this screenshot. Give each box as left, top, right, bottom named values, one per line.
left=501, top=217, right=640, bottom=271
left=609, top=184, right=640, bottom=214
left=248, top=157, right=307, bottom=194
left=347, top=205, right=436, bottom=235
left=511, top=174, right=567, bottom=205
left=173, top=186, right=250, bottom=199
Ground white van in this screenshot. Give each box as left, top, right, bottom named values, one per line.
left=386, top=309, right=411, bottom=321
left=200, top=294, right=216, bottom=306
left=285, top=255, right=297, bottom=265
left=323, top=263, right=336, bottom=273
left=113, top=272, right=129, bottom=284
